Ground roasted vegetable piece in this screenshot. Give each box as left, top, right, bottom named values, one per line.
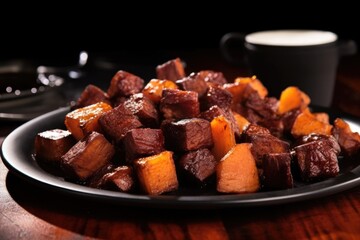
left=234, top=76, right=268, bottom=99
left=156, top=57, right=186, bottom=81
left=99, top=104, right=143, bottom=143
left=210, top=115, right=236, bottom=161
left=162, top=118, right=213, bottom=152
left=178, top=148, right=217, bottom=186
left=291, top=108, right=333, bottom=138
left=262, top=153, right=293, bottom=190
left=73, top=84, right=111, bottom=109
left=277, top=86, right=310, bottom=114
left=65, top=102, right=113, bottom=141
left=134, top=151, right=178, bottom=195
left=293, top=135, right=340, bottom=182
left=216, top=143, right=260, bottom=193
left=200, top=105, right=240, bottom=138
left=107, top=70, right=144, bottom=98
left=160, top=88, right=200, bottom=119
left=61, top=131, right=115, bottom=181
left=232, top=111, right=250, bottom=134
left=142, top=79, right=178, bottom=104
left=34, top=129, right=76, bottom=163
left=332, top=118, right=360, bottom=156
left=123, top=128, right=165, bottom=162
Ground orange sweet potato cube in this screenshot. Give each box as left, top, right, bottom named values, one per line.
left=277, top=86, right=310, bottom=114
left=216, top=143, right=260, bottom=193
left=232, top=111, right=250, bottom=133
left=65, top=102, right=112, bottom=141
left=291, top=108, right=332, bottom=138
left=134, top=151, right=178, bottom=195
left=210, top=115, right=236, bottom=161
left=234, top=76, right=268, bottom=99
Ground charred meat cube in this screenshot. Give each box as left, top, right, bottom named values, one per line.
left=34, top=129, right=76, bottom=163
left=73, top=84, right=111, bottom=109
left=134, top=151, right=178, bottom=195
left=123, top=128, right=165, bottom=162
left=176, top=72, right=208, bottom=98
left=200, top=85, right=232, bottom=111
left=99, top=104, right=143, bottom=143
left=65, top=102, right=113, bottom=141
left=242, top=123, right=271, bottom=137
left=61, top=131, right=115, bottom=181
left=262, top=153, right=293, bottom=190
left=123, top=93, right=159, bottom=128
left=160, top=89, right=200, bottom=119
left=198, top=70, right=227, bottom=86
left=245, top=92, right=279, bottom=120
left=332, top=118, right=360, bottom=157
left=243, top=129, right=290, bottom=168
left=91, top=166, right=135, bottom=192
left=162, top=118, right=213, bottom=152
left=200, top=105, right=240, bottom=138
left=293, top=136, right=340, bottom=182
left=107, top=70, right=144, bottom=98
left=178, top=148, right=217, bottom=187
left=156, top=57, right=186, bottom=81
left=281, top=108, right=302, bottom=133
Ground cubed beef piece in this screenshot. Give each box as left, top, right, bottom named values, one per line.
left=99, top=104, right=143, bottom=143
left=242, top=123, right=271, bottom=137
left=156, top=58, right=186, bottom=81
left=198, top=70, right=227, bottom=86
left=200, top=85, right=232, bottom=111
left=332, top=118, right=360, bottom=157
left=34, top=129, right=76, bottom=164
left=123, top=93, right=159, bottom=128
left=73, top=84, right=111, bottom=109
left=178, top=148, right=217, bottom=186
left=243, top=130, right=290, bottom=168
left=123, top=128, right=165, bottom=162
left=281, top=108, right=302, bottom=133
left=293, top=137, right=340, bottom=182
left=91, top=166, right=135, bottom=192
left=61, top=132, right=115, bottom=181
left=176, top=72, right=208, bottom=98
left=162, top=118, right=213, bottom=152
left=107, top=70, right=144, bottom=98
left=160, top=89, right=200, bottom=119
left=262, top=153, right=293, bottom=190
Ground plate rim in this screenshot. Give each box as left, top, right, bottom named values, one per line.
left=2, top=106, right=360, bottom=209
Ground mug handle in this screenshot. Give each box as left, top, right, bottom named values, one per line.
left=219, top=32, right=247, bottom=66
left=338, top=39, right=357, bottom=57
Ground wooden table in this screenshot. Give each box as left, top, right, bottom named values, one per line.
left=1, top=49, right=360, bottom=240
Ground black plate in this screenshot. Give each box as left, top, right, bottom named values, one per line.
left=1, top=107, right=360, bottom=209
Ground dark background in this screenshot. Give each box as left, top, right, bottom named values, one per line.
left=1, top=6, right=359, bottom=65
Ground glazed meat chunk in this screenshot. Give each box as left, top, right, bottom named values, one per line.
left=61, top=131, right=115, bottom=181
left=162, top=118, right=213, bottom=152
left=160, top=89, right=200, bottom=119
left=156, top=58, right=186, bottom=81
left=123, top=128, right=165, bottom=162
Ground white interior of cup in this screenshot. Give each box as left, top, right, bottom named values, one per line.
left=245, top=30, right=338, bottom=46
